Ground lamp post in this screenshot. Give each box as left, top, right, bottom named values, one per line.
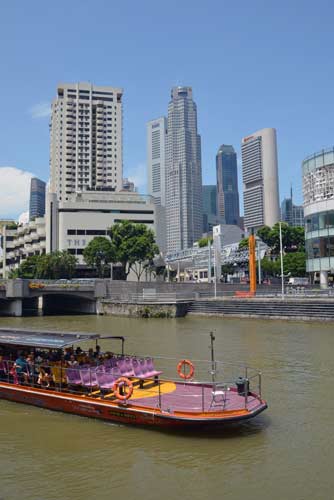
left=279, top=221, right=284, bottom=299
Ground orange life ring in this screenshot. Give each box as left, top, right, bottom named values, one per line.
left=177, top=359, right=194, bottom=380
left=113, top=377, right=133, bottom=401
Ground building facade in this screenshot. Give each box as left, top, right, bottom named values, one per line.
left=50, top=82, right=123, bottom=201
left=29, top=177, right=46, bottom=220
left=216, top=145, right=240, bottom=225
left=241, top=128, right=280, bottom=233
left=202, top=185, right=221, bottom=232
left=281, top=193, right=304, bottom=227
left=165, top=87, right=202, bottom=253
left=0, top=218, right=46, bottom=278
left=303, top=148, right=334, bottom=287
left=46, top=191, right=156, bottom=265
left=147, top=117, right=167, bottom=206
left=147, top=117, right=167, bottom=253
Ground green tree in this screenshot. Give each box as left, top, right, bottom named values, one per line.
left=108, top=220, right=159, bottom=281
left=258, top=223, right=305, bottom=254
left=198, top=236, right=213, bottom=248
left=238, top=237, right=249, bottom=250
left=283, top=252, right=306, bottom=277
left=35, top=251, right=77, bottom=279
left=261, top=257, right=279, bottom=276
left=10, top=255, right=40, bottom=279
left=83, top=237, right=113, bottom=278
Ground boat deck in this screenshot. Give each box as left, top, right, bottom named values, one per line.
left=126, top=380, right=261, bottom=413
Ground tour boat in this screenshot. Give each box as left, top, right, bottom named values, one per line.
left=0, top=328, right=267, bottom=428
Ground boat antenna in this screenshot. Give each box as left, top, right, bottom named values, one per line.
left=210, top=331, right=216, bottom=383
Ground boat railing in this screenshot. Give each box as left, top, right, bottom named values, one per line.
left=0, top=356, right=263, bottom=413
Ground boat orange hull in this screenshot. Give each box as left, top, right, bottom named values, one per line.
left=0, top=382, right=267, bottom=428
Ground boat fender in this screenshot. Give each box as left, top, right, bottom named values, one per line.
left=177, top=359, right=194, bottom=380
left=113, top=377, right=133, bottom=401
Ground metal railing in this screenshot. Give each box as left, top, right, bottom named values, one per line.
left=0, top=356, right=263, bottom=413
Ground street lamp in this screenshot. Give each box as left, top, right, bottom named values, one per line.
left=279, top=221, right=284, bottom=299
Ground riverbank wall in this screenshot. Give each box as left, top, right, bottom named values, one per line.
left=98, top=300, right=190, bottom=318
left=99, top=297, right=334, bottom=322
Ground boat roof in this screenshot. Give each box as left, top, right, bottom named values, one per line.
left=0, top=328, right=124, bottom=349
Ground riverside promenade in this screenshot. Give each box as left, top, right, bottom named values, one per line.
left=1, top=279, right=334, bottom=321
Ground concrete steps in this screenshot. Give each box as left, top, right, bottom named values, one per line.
left=187, top=300, right=334, bottom=320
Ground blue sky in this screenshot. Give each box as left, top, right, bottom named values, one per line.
left=1, top=0, right=334, bottom=218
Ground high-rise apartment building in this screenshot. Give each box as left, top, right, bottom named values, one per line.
left=216, top=145, right=240, bottom=225
left=241, top=128, right=280, bottom=232
left=29, top=177, right=46, bottom=220
left=50, top=82, right=123, bottom=201
left=165, top=87, right=202, bottom=253
left=147, top=117, right=167, bottom=206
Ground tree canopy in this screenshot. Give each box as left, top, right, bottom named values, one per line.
left=257, top=223, right=305, bottom=254
left=35, top=251, right=77, bottom=279
left=198, top=236, right=213, bottom=248
left=9, top=255, right=40, bottom=279
left=9, top=251, right=77, bottom=280
left=83, top=237, right=113, bottom=277
left=108, top=220, right=159, bottom=280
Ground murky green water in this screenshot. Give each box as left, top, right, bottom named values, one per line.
left=0, top=315, right=333, bottom=500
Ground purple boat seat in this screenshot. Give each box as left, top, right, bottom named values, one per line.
left=66, top=368, right=82, bottom=386
left=143, top=358, right=162, bottom=378
left=96, top=368, right=119, bottom=391
left=116, top=358, right=134, bottom=378
left=80, top=368, right=98, bottom=388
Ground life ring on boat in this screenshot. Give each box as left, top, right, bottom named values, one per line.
left=177, top=359, right=194, bottom=380
left=113, top=377, right=133, bottom=401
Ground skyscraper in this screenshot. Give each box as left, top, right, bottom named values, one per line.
left=50, top=82, right=123, bottom=201
left=241, top=128, right=280, bottom=232
left=216, top=145, right=240, bottom=225
left=281, top=188, right=304, bottom=227
left=29, top=177, right=46, bottom=220
left=147, top=117, right=167, bottom=253
left=202, top=185, right=219, bottom=232
left=165, top=87, right=202, bottom=253
left=147, top=117, right=167, bottom=206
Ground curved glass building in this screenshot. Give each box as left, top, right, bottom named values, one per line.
left=303, top=148, right=334, bottom=287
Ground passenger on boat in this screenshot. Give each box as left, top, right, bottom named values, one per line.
left=67, top=355, right=78, bottom=367
left=37, top=366, right=51, bottom=388
left=64, top=348, right=73, bottom=362
left=0, top=355, right=7, bottom=380
left=94, top=345, right=101, bottom=358
left=14, top=353, right=29, bottom=384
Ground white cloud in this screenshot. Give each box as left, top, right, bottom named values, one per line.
left=29, top=102, right=51, bottom=119
left=0, top=167, right=35, bottom=219
left=126, top=163, right=147, bottom=192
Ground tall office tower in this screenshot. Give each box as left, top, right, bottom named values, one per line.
left=241, top=128, right=280, bottom=232
left=202, top=185, right=218, bottom=232
left=29, top=177, right=46, bottom=220
left=281, top=188, right=304, bottom=227
left=165, top=87, right=203, bottom=253
left=50, top=82, right=123, bottom=201
left=216, top=145, right=240, bottom=225
left=147, top=117, right=167, bottom=206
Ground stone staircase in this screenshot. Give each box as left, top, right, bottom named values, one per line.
left=187, top=299, right=334, bottom=321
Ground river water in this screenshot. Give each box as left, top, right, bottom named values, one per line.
left=0, top=315, right=333, bottom=500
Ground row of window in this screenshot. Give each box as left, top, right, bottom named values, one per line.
left=305, top=211, right=334, bottom=233
left=306, top=236, right=334, bottom=259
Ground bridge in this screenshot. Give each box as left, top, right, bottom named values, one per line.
left=0, top=279, right=107, bottom=317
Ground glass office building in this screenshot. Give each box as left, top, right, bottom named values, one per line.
left=303, top=148, right=334, bottom=287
